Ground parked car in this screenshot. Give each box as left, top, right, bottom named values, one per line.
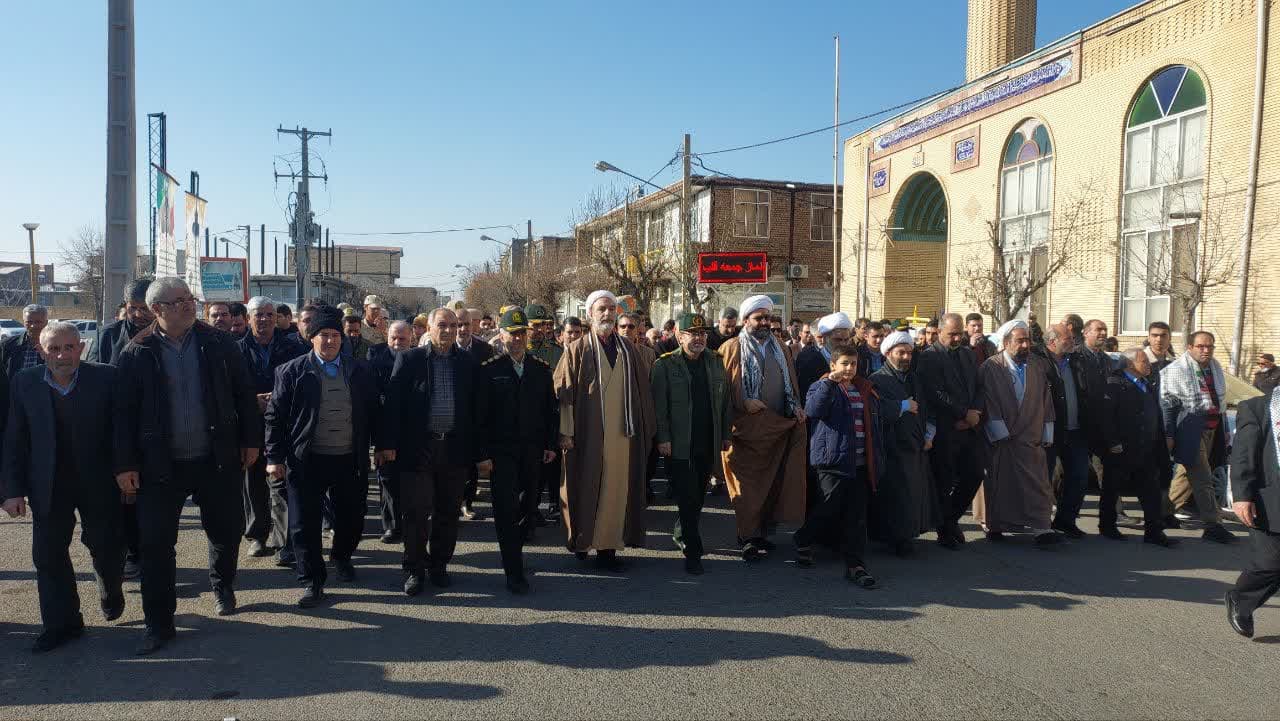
left=0, top=319, right=23, bottom=340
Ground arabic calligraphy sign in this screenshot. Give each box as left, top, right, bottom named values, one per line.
left=697, top=252, right=769, bottom=284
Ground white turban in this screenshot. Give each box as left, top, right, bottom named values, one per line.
left=815, top=311, right=853, bottom=336
left=584, top=289, right=618, bottom=312
left=992, top=319, right=1028, bottom=348
left=880, top=330, right=913, bottom=356
left=739, top=294, right=773, bottom=320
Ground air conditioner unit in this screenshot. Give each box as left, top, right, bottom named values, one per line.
left=784, top=264, right=809, bottom=279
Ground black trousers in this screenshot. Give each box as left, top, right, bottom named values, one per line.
left=123, top=501, right=140, bottom=560
left=287, top=454, right=366, bottom=587
left=242, top=453, right=272, bottom=543
left=1100, top=449, right=1165, bottom=533
left=32, top=477, right=124, bottom=632
left=931, top=429, right=985, bottom=525
left=136, top=459, right=242, bottom=633
left=401, top=441, right=468, bottom=573
left=490, top=444, right=542, bottom=579
left=463, top=464, right=480, bottom=509
left=379, top=461, right=401, bottom=535
left=1233, top=526, right=1280, bottom=617
left=268, top=467, right=291, bottom=552
left=541, top=454, right=561, bottom=513
left=668, top=453, right=711, bottom=558
left=794, top=466, right=869, bottom=567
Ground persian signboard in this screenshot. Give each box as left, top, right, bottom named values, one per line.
left=697, top=252, right=768, bottom=284
left=871, top=41, right=1080, bottom=160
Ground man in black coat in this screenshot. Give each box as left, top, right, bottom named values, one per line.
left=378, top=307, right=482, bottom=596
left=0, top=304, right=49, bottom=381
left=914, top=312, right=982, bottom=549
left=454, top=307, right=493, bottom=520
left=113, top=277, right=261, bottom=655
left=369, top=320, right=417, bottom=543
left=477, top=308, right=558, bottom=594
left=1037, top=323, right=1093, bottom=538
left=264, top=306, right=380, bottom=608
left=2, top=323, right=125, bottom=653
left=92, top=278, right=154, bottom=366
left=796, top=312, right=853, bottom=400
left=238, top=296, right=309, bottom=564
left=1098, top=349, right=1176, bottom=546
left=1225, top=389, right=1280, bottom=638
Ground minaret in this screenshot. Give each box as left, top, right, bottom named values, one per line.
left=966, top=0, right=1037, bottom=82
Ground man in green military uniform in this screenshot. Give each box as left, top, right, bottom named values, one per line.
left=525, top=304, right=564, bottom=523
left=650, top=312, right=732, bottom=575
left=477, top=308, right=558, bottom=594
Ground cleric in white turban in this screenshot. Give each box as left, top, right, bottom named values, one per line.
left=815, top=311, right=853, bottom=337
left=584, top=289, right=618, bottom=315
left=880, top=330, right=914, bottom=357
left=738, top=294, right=774, bottom=321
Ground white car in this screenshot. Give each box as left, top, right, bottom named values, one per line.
left=0, top=319, right=23, bottom=339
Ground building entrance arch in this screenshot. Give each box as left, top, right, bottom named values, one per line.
left=883, top=171, right=948, bottom=320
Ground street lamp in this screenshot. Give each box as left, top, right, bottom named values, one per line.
left=21, top=223, right=39, bottom=304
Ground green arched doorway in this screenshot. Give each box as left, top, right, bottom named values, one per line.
left=884, top=172, right=948, bottom=319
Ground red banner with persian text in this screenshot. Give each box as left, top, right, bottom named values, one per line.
left=697, top=252, right=768, bottom=284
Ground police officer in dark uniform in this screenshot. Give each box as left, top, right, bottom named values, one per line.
left=477, top=308, right=558, bottom=594
left=525, top=304, right=564, bottom=523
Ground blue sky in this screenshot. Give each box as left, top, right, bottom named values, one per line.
left=0, top=0, right=1134, bottom=299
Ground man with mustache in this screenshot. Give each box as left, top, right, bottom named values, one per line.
left=650, top=312, right=731, bottom=575
left=976, top=321, right=1061, bottom=547
left=553, top=290, right=655, bottom=572
left=719, top=295, right=807, bottom=561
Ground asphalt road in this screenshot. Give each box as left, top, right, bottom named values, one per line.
left=1, top=476, right=1277, bottom=721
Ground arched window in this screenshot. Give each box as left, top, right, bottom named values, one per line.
left=999, top=118, right=1053, bottom=320
left=1120, top=65, right=1207, bottom=334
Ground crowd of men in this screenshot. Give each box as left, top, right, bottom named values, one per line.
left=2, top=279, right=1278, bottom=656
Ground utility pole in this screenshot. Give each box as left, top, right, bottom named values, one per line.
left=275, top=125, right=331, bottom=303
left=681, top=133, right=692, bottom=313
left=104, top=0, right=137, bottom=322
left=259, top=224, right=266, bottom=275
left=832, top=35, right=841, bottom=311
left=22, top=224, right=39, bottom=304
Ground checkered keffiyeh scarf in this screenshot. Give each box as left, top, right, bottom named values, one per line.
left=1271, top=387, right=1280, bottom=469
left=738, top=328, right=797, bottom=416
left=1160, top=351, right=1226, bottom=418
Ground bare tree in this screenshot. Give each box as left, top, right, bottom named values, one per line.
left=568, top=183, right=674, bottom=314
left=1113, top=167, right=1265, bottom=337
left=59, top=225, right=106, bottom=319
left=954, top=178, right=1101, bottom=324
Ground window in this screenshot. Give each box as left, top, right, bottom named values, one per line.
left=998, top=118, right=1053, bottom=320
left=1119, top=65, right=1207, bottom=334
left=810, top=193, right=841, bottom=241
left=733, top=188, right=770, bottom=238
left=647, top=212, right=666, bottom=251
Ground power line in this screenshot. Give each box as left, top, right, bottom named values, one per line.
left=695, top=84, right=965, bottom=156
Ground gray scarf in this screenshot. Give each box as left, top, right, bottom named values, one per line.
left=738, top=328, right=797, bottom=416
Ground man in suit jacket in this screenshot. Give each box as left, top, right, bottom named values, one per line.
left=113, top=277, right=261, bottom=655
left=915, top=313, right=983, bottom=549
left=1225, top=389, right=1280, bottom=638
left=378, top=307, right=483, bottom=596
left=454, top=307, right=493, bottom=520
left=92, top=278, right=154, bottom=366
left=2, top=322, right=124, bottom=653
left=369, top=320, right=417, bottom=544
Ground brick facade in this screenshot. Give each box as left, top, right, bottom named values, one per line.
left=565, top=176, right=839, bottom=324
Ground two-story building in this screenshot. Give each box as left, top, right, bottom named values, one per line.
left=566, top=175, right=841, bottom=324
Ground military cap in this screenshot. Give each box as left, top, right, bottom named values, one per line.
left=525, top=304, right=553, bottom=322
left=676, top=312, right=709, bottom=332
left=342, top=306, right=359, bottom=318
left=499, top=307, right=529, bottom=332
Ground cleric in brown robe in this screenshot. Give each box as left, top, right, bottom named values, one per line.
left=553, top=290, right=655, bottom=571
left=720, top=294, right=808, bottom=560
left=977, top=321, right=1062, bottom=547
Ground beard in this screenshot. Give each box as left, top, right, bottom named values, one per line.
left=1014, top=348, right=1030, bottom=363
left=595, top=319, right=615, bottom=334
left=750, top=327, right=772, bottom=341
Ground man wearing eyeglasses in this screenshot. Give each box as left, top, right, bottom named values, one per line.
left=112, top=277, right=260, bottom=655
left=477, top=308, right=557, bottom=594
left=378, top=307, right=483, bottom=596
